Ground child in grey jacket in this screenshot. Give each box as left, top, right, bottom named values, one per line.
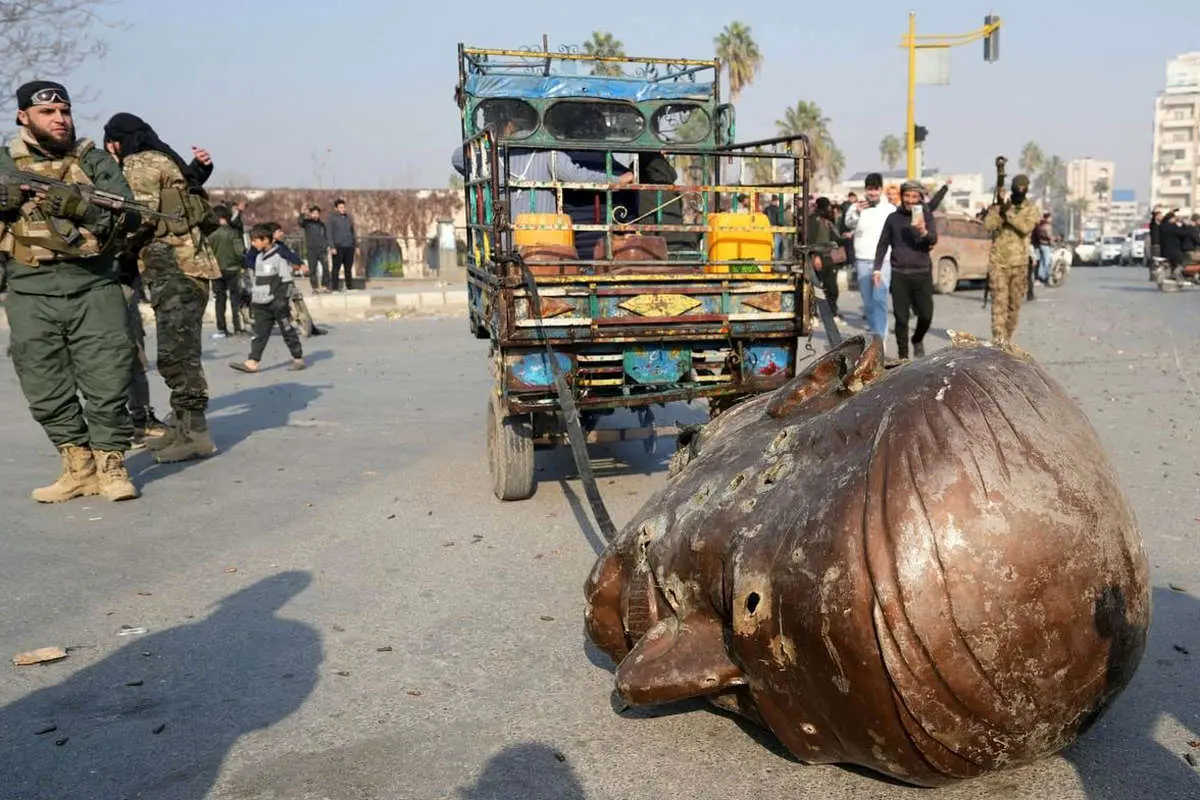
left=230, top=223, right=306, bottom=373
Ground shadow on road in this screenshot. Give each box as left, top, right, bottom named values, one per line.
left=1065, top=585, right=1200, bottom=799
left=130, top=381, right=328, bottom=485
left=456, top=742, right=586, bottom=800
left=0, top=571, right=321, bottom=800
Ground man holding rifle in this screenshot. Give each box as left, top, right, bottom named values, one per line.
left=983, top=172, right=1041, bottom=347
left=0, top=81, right=145, bottom=502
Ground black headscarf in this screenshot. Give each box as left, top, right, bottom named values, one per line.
left=103, top=112, right=205, bottom=190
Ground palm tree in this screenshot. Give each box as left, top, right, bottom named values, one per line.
left=583, top=31, right=625, bottom=76
left=1036, top=154, right=1067, bottom=209
left=775, top=101, right=838, bottom=186
left=824, top=145, right=846, bottom=185
left=879, top=135, right=903, bottom=172
left=715, top=22, right=762, bottom=102
left=1019, top=141, right=1044, bottom=179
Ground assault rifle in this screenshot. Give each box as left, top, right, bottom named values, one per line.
left=0, top=171, right=181, bottom=222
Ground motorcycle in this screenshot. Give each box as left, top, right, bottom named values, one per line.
left=1029, top=243, right=1071, bottom=288
left=1153, top=257, right=1200, bottom=292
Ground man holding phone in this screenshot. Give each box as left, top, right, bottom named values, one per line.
left=873, top=181, right=939, bottom=361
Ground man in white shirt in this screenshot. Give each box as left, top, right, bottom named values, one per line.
left=841, top=172, right=895, bottom=340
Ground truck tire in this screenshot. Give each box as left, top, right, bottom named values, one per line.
left=487, top=393, right=535, bottom=501
left=933, top=257, right=958, bottom=294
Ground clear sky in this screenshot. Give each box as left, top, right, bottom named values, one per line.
left=58, top=0, right=1198, bottom=196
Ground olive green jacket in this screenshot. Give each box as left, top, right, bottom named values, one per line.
left=0, top=134, right=138, bottom=296
left=207, top=223, right=246, bottom=273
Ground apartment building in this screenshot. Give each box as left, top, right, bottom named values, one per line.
left=1066, top=157, right=1116, bottom=233
left=1150, top=52, right=1200, bottom=214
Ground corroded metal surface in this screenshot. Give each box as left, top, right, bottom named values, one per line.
left=584, top=335, right=1150, bottom=787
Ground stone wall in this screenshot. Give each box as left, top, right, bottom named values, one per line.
left=209, top=188, right=466, bottom=277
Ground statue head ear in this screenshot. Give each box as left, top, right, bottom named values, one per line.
left=615, top=613, right=746, bottom=707
left=767, top=335, right=884, bottom=420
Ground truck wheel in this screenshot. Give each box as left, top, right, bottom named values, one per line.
left=487, top=393, right=535, bottom=501
left=933, top=258, right=958, bottom=294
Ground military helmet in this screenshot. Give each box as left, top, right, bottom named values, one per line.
left=1012, top=174, right=1031, bottom=191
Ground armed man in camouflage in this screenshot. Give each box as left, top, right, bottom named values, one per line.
left=983, top=174, right=1041, bottom=346
left=104, top=113, right=221, bottom=464
left=0, top=81, right=141, bottom=502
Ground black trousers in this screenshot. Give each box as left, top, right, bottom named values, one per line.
left=249, top=301, right=303, bottom=363
left=890, top=270, right=934, bottom=358
left=212, top=270, right=244, bottom=333
left=331, top=246, right=355, bottom=290
left=816, top=261, right=840, bottom=316
left=307, top=253, right=327, bottom=290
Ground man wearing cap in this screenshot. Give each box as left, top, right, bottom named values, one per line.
left=0, top=80, right=142, bottom=502
left=104, top=112, right=221, bottom=464
left=983, top=173, right=1041, bottom=346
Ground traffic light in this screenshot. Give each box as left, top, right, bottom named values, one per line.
left=983, top=15, right=1000, bottom=62
left=913, top=125, right=928, bottom=144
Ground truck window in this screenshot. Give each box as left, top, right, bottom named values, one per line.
left=544, top=100, right=645, bottom=143
left=472, top=99, right=539, bottom=140
left=652, top=104, right=710, bottom=144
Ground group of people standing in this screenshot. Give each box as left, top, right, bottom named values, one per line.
left=1149, top=207, right=1200, bottom=279
left=0, top=79, right=317, bottom=505
left=804, top=170, right=1040, bottom=358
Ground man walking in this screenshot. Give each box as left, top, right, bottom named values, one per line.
left=842, top=173, right=894, bottom=342
left=0, top=81, right=140, bottom=502
left=874, top=182, right=938, bottom=361
left=327, top=198, right=357, bottom=291
left=1032, top=212, right=1054, bottom=285
left=298, top=204, right=330, bottom=292
left=983, top=173, right=1041, bottom=347
left=208, top=204, right=246, bottom=338
left=104, top=112, right=221, bottom=464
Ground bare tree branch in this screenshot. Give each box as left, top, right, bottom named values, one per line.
left=0, top=0, right=122, bottom=122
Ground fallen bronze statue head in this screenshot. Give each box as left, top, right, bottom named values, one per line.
left=584, top=334, right=1149, bottom=787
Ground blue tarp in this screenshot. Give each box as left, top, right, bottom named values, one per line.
left=464, top=74, right=713, bottom=102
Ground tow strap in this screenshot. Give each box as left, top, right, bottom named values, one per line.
left=509, top=255, right=618, bottom=543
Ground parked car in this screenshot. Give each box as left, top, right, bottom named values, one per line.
left=1073, top=240, right=1099, bottom=266
left=930, top=212, right=990, bottom=293
left=1098, top=235, right=1126, bottom=265
left=1121, top=229, right=1149, bottom=265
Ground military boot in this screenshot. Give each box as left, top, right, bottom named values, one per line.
left=143, top=414, right=180, bottom=452
left=131, top=408, right=169, bottom=450
left=93, top=450, right=139, bottom=501
left=153, top=410, right=218, bottom=464
left=32, top=444, right=100, bottom=503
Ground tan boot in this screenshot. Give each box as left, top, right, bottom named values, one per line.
left=143, top=415, right=180, bottom=452
left=32, top=444, right=100, bottom=503
left=93, top=450, right=139, bottom=501
left=153, top=410, right=217, bottom=464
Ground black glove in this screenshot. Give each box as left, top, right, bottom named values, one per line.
left=0, top=181, right=27, bottom=212
left=41, top=184, right=91, bottom=221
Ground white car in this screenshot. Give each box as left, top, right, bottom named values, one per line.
left=1121, top=229, right=1149, bottom=265
left=1098, top=236, right=1126, bottom=265
left=1073, top=241, right=1099, bottom=265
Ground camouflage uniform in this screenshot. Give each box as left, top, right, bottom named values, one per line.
left=983, top=178, right=1040, bottom=345
left=121, top=150, right=220, bottom=462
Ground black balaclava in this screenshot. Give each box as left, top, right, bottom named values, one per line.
left=102, top=112, right=200, bottom=190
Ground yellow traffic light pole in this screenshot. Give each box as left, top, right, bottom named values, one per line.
left=903, top=13, right=1003, bottom=179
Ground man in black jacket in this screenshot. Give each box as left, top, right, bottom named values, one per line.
left=327, top=199, right=356, bottom=291
left=297, top=205, right=330, bottom=292
left=874, top=181, right=939, bottom=361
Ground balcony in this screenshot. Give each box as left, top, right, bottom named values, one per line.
left=1160, top=116, right=1197, bottom=128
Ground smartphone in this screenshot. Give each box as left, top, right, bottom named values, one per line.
left=911, top=204, right=924, bottom=226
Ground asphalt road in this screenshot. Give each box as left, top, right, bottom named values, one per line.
left=0, top=267, right=1197, bottom=800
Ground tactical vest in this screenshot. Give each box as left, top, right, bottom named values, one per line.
left=157, top=185, right=219, bottom=238
left=1, top=136, right=106, bottom=264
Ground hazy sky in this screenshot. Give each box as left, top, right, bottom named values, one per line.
left=56, top=1, right=1198, bottom=196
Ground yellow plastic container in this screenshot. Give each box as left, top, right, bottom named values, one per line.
left=705, top=212, right=773, bottom=273
left=513, top=213, right=574, bottom=250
